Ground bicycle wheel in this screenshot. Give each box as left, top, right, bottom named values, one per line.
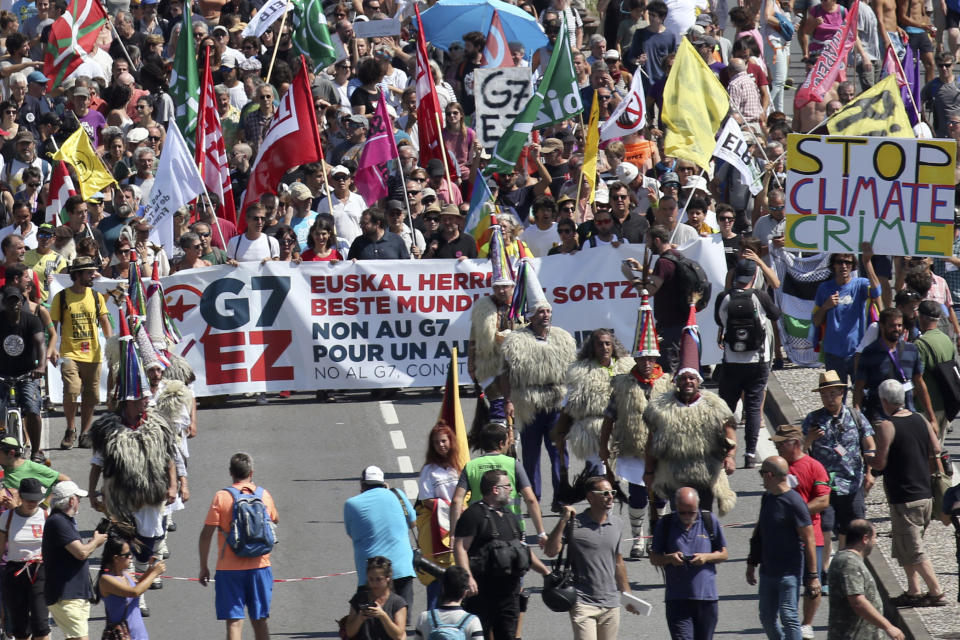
left=5, top=410, right=22, bottom=445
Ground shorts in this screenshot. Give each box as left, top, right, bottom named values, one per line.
left=2, top=562, right=50, bottom=638
left=890, top=498, right=932, bottom=566
left=821, top=488, right=866, bottom=535
left=948, top=9, right=960, bottom=29
left=215, top=567, right=273, bottom=621
left=48, top=598, right=90, bottom=638
left=60, top=358, right=101, bottom=403
left=0, top=376, right=41, bottom=416
left=907, top=30, right=934, bottom=55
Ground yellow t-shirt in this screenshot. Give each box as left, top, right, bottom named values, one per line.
left=50, top=288, right=106, bottom=363
left=23, top=250, right=66, bottom=303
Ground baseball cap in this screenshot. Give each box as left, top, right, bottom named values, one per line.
left=37, top=223, right=55, bottom=236
left=72, top=86, right=90, bottom=98
left=288, top=182, right=313, bottom=201
left=541, top=138, right=563, bottom=154
left=386, top=199, right=404, bottom=212
left=330, top=164, right=351, bottom=177
left=0, top=436, right=21, bottom=451
left=603, top=49, right=620, bottom=61
left=51, top=480, right=89, bottom=501
left=361, top=465, right=385, bottom=485
left=594, top=189, right=610, bottom=204
left=14, top=129, right=34, bottom=143
left=696, top=13, right=714, bottom=26
left=212, top=25, right=229, bottom=36
left=18, top=477, right=44, bottom=501
left=771, top=424, right=804, bottom=442
left=2, top=286, right=23, bottom=302
left=27, top=70, right=48, bottom=84
left=660, top=171, right=680, bottom=187
left=126, top=127, right=149, bottom=144
left=734, top=259, right=757, bottom=284
left=427, top=158, right=446, bottom=178
left=420, top=187, right=437, bottom=201
left=615, top=162, right=639, bottom=184
left=347, top=114, right=368, bottom=128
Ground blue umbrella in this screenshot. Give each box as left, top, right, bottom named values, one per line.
left=420, top=0, right=547, bottom=60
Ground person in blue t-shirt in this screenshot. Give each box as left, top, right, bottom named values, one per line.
left=813, top=244, right=881, bottom=387
left=344, top=465, right=417, bottom=613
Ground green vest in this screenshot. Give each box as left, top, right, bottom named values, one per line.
left=464, top=453, right=523, bottom=525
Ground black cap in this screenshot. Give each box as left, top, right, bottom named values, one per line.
left=918, top=299, right=943, bottom=319
left=18, top=477, right=44, bottom=501
left=427, top=158, right=445, bottom=178
left=2, top=286, right=23, bottom=302
left=734, top=259, right=757, bottom=284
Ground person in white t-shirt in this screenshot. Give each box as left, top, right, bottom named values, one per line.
left=521, top=196, right=560, bottom=257
left=316, top=165, right=367, bottom=244
left=226, top=203, right=280, bottom=263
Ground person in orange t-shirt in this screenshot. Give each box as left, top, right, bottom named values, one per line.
left=199, top=453, right=279, bottom=640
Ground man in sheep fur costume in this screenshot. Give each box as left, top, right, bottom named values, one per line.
left=598, top=293, right=674, bottom=558
left=643, top=304, right=738, bottom=516
left=500, top=259, right=576, bottom=505
left=468, top=218, right=520, bottom=421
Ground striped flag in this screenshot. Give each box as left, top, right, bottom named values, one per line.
left=169, top=3, right=199, bottom=150
left=196, top=54, right=237, bottom=224
left=414, top=5, right=451, bottom=176
left=42, top=0, right=106, bottom=93
left=291, top=0, right=337, bottom=70
left=46, top=161, right=76, bottom=224
left=772, top=251, right=832, bottom=367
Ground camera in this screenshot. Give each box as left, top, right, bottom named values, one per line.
left=413, top=548, right=447, bottom=580
left=95, top=518, right=111, bottom=535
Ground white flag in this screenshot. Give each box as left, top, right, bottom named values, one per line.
left=600, top=69, right=646, bottom=142
left=712, top=118, right=764, bottom=196
left=242, top=0, right=291, bottom=38
left=143, top=120, right=205, bottom=257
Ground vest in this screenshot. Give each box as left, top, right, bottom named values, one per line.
left=464, top=454, right=521, bottom=522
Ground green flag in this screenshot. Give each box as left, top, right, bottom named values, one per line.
left=291, top=0, right=338, bottom=71
left=169, top=3, right=199, bottom=151
left=486, top=17, right=582, bottom=174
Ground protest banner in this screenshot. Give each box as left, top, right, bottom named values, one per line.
left=48, top=242, right=727, bottom=398
left=784, top=134, right=957, bottom=257
left=713, top=118, right=763, bottom=195
left=473, top=67, right=532, bottom=149
left=353, top=17, right=401, bottom=37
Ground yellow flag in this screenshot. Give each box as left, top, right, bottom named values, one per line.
left=663, top=38, right=730, bottom=171
left=52, top=127, right=117, bottom=200
left=438, top=346, right=470, bottom=470
left=826, top=75, right=914, bottom=137
left=582, top=92, right=600, bottom=204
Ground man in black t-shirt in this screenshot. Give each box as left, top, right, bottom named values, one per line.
left=0, top=286, right=45, bottom=456
left=41, top=480, right=107, bottom=639
left=423, top=205, right=478, bottom=260
left=453, top=469, right=550, bottom=640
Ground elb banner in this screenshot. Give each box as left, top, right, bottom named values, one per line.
left=784, top=134, right=957, bottom=257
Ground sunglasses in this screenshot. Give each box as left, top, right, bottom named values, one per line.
left=424, top=216, right=440, bottom=222
left=590, top=490, right=615, bottom=497
left=612, top=194, right=629, bottom=200
left=768, top=205, right=785, bottom=211
left=148, top=136, right=161, bottom=142
left=279, top=238, right=296, bottom=245
left=37, top=232, right=53, bottom=238
left=197, top=232, right=211, bottom=238
left=407, top=190, right=420, bottom=196
left=188, top=244, right=202, bottom=249
left=940, top=63, right=953, bottom=68
left=719, top=216, right=735, bottom=222
left=835, top=260, right=856, bottom=267
left=248, top=216, right=266, bottom=222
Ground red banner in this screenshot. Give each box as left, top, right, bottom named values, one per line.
left=794, top=0, right=859, bottom=110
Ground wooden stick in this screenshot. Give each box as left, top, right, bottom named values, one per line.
left=266, top=8, right=289, bottom=85
left=435, top=112, right=455, bottom=200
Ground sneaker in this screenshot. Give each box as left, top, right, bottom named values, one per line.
left=60, top=429, right=75, bottom=450
left=139, top=605, right=150, bottom=618
left=167, top=520, right=177, bottom=532
left=800, top=624, right=814, bottom=639
left=149, top=579, right=163, bottom=590
left=744, top=452, right=758, bottom=469
left=629, top=538, right=646, bottom=559
left=77, top=431, right=92, bottom=449
left=30, top=449, right=46, bottom=464
left=256, top=393, right=268, bottom=405
left=316, top=390, right=331, bottom=402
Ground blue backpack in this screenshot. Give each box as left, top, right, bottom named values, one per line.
left=427, top=610, right=474, bottom=640
left=224, top=486, right=276, bottom=558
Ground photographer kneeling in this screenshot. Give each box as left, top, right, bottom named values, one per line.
left=453, top=469, right=551, bottom=639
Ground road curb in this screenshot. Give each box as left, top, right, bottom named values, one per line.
left=763, top=371, right=933, bottom=640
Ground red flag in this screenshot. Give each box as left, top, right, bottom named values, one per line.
left=196, top=54, right=237, bottom=225
left=355, top=91, right=399, bottom=204
left=414, top=6, right=453, bottom=174
left=482, top=10, right=514, bottom=68
left=794, top=0, right=859, bottom=110
left=882, top=45, right=908, bottom=87
left=43, top=0, right=107, bottom=93
left=240, top=55, right=323, bottom=231
left=46, top=161, right=76, bottom=224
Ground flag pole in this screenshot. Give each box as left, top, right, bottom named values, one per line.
left=887, top=45, right=923, bottom=125
left=100, top=4, right=136, bottom=70
left=435, top=112, right=456, bottom=201
left=266, top=7, right=289, bottom=84
left=668, top=167, right=706, bottom=245
left=574, top=112, right=586, bottom=222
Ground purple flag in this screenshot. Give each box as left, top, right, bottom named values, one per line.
left=901, top=44, right=921, bottom=126
left=355, top=91, right=399, bottom=205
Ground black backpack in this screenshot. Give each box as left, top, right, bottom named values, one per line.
left=660, top=252, right=712, bottom=311
left=723, top=289, right=765, bottom=354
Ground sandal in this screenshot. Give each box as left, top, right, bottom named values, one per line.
left=890, top=592, right=924, bottom=607
left=920, top=592, right=948, bottom=607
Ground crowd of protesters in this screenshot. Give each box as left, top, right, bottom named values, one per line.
left=0, top=0, right=957, bottom=638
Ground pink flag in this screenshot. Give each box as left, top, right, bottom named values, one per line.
left=355, top=91, right=399, bottom=205
left=794, top=0, right=859, bottom=110
left=482, top=10, right=514, bottom=68
left=882, top=45, right=908, bottom=87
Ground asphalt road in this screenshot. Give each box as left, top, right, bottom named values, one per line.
left=39, top=382, right=828, bottom=640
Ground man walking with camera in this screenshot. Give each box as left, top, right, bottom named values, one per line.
left=544, top=476, right=637, bottom=640
left=453, top=469, right=551, bottom=639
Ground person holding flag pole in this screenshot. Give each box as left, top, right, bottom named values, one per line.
left=266, top=7, right=290, bottom=83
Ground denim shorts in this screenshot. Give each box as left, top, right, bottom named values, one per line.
left=0, top=377, right=41, bottom=416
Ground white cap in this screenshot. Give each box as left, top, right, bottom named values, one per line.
left=594, top=188, right=609, bottom=204
left=682, top=175, right=709, bottom=193
left=615, top=162, right=639, bottom=184
left=51, top=480, right=88, bottom=502
left=603, top=49, right=620, bottom=61
left=362, top=465, right=385, bottom=485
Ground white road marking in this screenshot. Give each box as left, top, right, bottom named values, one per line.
left=403, top=480, right=419, bottom=499
left=380, top=401, right=399, bottom=425
left=397, top=456, right=413, bottom=473
left=389, top=430, right=406, bottom=450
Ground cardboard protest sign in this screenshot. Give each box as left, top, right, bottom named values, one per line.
left=473, top=67, right=532, bottom=149
left=784, top=134, right=957, bottom=257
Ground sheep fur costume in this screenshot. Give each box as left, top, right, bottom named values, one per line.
left=564, top=356, right=635, bottom=459
left=608, top=369, right=674, bottom=461
left=500, top=325, right=577, bottom=429
left=89, top=381, right=188, bottom=524
left=469, top=295, right=519, bottom=385
left=643, top=389, right=737, bottom=516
